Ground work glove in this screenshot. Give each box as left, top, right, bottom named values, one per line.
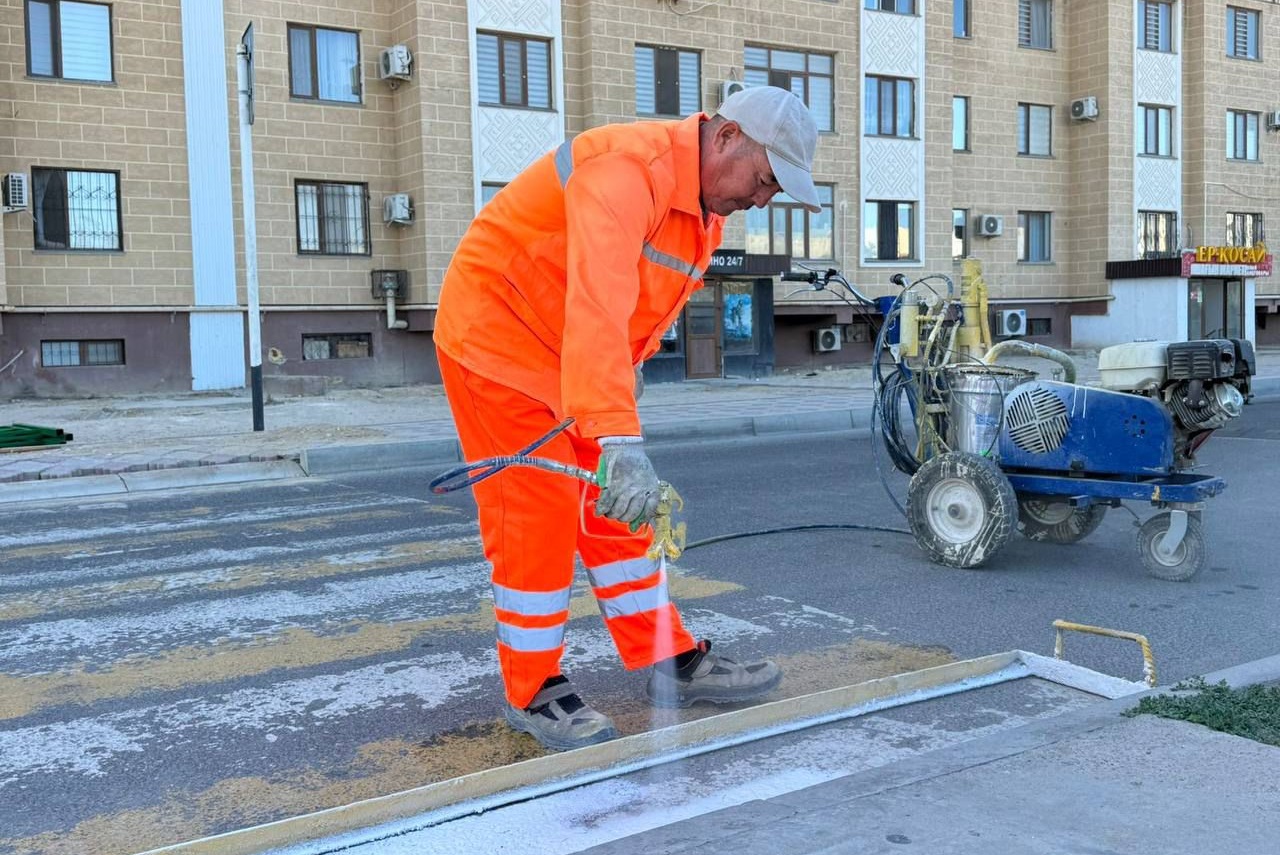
left=634, top=366, right=645, bottom=401
left=595, top=437, right=661, bottom=527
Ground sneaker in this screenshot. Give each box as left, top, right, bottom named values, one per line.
left=504, top=676, right=619, bottom=751
left=645, top=640, right=782, bottom=709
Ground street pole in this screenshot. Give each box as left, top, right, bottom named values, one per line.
left=236, top=24, right=264, bottom=431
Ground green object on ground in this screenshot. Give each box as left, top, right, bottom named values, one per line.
left=0, top=424, right=74, bottom=449
left=1124, top=677, right=1280, bottom=747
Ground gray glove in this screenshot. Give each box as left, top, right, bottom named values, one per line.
left=595, top=439, right=660, bottom=526
left=634, top=366, right=645, bottom=401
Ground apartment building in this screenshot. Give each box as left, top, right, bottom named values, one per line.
left=1, top=0, right=1277, bottom=396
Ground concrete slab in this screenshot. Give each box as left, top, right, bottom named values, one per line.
left=0, top=473, right=127, bottom=504
left=119, top=461, right=305, bottom=492
left=299, top=439, right=461, bottom=476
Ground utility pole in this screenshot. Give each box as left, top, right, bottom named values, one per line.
left=235, top=23, right=264, bottom=431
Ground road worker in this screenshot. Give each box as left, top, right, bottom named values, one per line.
left=434, top=86, right=821, bottom=751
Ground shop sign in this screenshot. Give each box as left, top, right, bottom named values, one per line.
left=707, top=250, right=748, bottom=275
left=1181, top=242, right=1272, bottom=277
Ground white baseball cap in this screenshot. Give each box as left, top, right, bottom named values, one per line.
left=717, top=85, right=821, bottom=213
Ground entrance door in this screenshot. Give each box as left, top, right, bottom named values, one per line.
left=685, top=284, right=722, bottom=379
left=1188, top=278, right=1245, bottom=339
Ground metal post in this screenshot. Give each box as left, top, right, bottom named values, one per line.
left=235, top=29, right=264, bottom=431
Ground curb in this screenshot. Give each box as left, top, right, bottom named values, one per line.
left=0, top=460, right=306, bottom=505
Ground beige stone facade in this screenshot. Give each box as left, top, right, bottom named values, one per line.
left=1, top=0, right=1278, bottom=395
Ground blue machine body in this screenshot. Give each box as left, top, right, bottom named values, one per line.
left=996, top=381, right=1174, bottom=476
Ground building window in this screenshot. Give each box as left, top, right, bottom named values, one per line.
left=32, top=168, right=121, bottom=251
left=1226, top=212, right=1264, bottom=246
left=865, top=0, right=915, bottom=14
left=1138, top=104, right=1173, bottom=156
left=1227, top=7, right=1259, bottom=60
left=635, top=45, right=700, bottom=117
left=953, top=96, right=969, bottom=151
left=1139, top=1, right=1173, bottom=52
left=1017, top=103, right=1052, bottom=156
left=743, top=46, right=834, bottom=133
left=745, top=185, right=835, bottom=260
left=41, top=339, right=124, bottom=367
left=1227, top=111, right=1259, bottom=161
left=952, top=208, right=969, bottom=260
left=1027, top=318, right=1052, bottom=336
left=477, top=31, right=552, bottom=109
left=865, top=76, right=915, bottom=138
left=25, top=0, right=112, bottom=81
left=863, top=200, right=916, bottom=262
left=480, top=182, right=506, bottom=206
left=295, top=181, right=369, bottom=255
left=1018, top=212, right=1052, bottom=262
left=954, top=0, right=971, bottom=37
left=1138, top=210, right=1178, bottom=258
left=1018, top=0, right=1053, bottom=49
left=658, top=317, right=683, bottom=355
left=302, top=333, right=372, bottom=360
left=722, top=281, right=756, bottom=355
left=287, top=24, right=361, bottom=103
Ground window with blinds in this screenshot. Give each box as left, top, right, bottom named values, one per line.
left=743, top=45, right=834, bottom=132
left=635, top=45, right=701, bottom=117
left=1139, top=1, right=1172, bottom=52
left=25, top=0, right=113, bottom=81
left=1018, top=0, right=1053, bottom=49
left=295, top=181, right=370, bottom=255
left=477, top=31, right=552, bottom=109
left=1017, top=103, right=1052, bottom=156
left=1226, top=7, right=1259, bottom=59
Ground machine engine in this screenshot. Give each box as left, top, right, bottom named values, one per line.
left=1097, top=338, right=1256, bottom=467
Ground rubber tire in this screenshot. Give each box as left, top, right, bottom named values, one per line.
left=907, top=452, right=1017, bottom=569
left=1136, top=512, right=1206, bottom=582
left=1018, top=497, right=1108, bottom=544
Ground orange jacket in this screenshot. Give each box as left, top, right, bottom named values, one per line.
left=435, top=114, right=724, bottom=438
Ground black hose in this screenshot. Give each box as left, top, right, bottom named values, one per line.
left=683, top=522, right=911, bottom=552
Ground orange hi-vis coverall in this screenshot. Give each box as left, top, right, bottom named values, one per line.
left=435, top=113, right=724, bottom=709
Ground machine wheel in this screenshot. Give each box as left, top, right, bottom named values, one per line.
left=907, top=452, right=1017, bottom=569
left=1136, top=512, right=1206, bottom=582
left=1017, top=497, right=1108, bottom=544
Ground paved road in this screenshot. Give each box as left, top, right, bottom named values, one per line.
left=1, top=402, right=1275, bottom=855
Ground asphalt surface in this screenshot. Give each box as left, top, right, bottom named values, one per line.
left=1, top=401, right=1276, bottom=855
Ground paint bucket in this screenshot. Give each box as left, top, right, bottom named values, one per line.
left=944, top=365, right=1035, bottom=457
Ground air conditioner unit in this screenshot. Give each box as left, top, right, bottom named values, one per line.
left=1070, top=96, right=1099, bottom=121
left=1267, top=110, right=1280, bottom=131
left=813, top=326, right=842, bottom=353
left=379, top=44, right=413, bottom=82
left=383, top=193, right=414, bottom=225
left=975, top=214, right=1003, bottom=237
left=720, top=79, right=746, bottom=105
left=2, top=173, right=28, bottom=210
left=996, top=309, right=1028, bottom=337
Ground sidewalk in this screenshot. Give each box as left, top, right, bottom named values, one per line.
left=2, top=349, right=1278, bottom=503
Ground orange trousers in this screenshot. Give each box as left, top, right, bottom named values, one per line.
left=438, top=351, right=696, bottom=709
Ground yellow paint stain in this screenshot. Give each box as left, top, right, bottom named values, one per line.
left=0, top=538, right=484, bottom=622
left=0, top=638, right=951, bottom=855
left=0, top=573, right=739, bottom=719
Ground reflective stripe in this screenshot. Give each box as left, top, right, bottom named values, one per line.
left=597, top=580, right=670, bottom=619
left=555, top=139, right=574, bottom=187
left=496, top=621, right=565, bottom=652
left=492, top=582, right=571, bottom=617
left=642, top=242, right=705, bottom=280
left=587, top=556, right=658, bottom=589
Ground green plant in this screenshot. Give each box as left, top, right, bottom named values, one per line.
left=1124, top=677, right=1280, bottom=747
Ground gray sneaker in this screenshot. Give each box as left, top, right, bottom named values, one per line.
left=504, top=676, right=619, bottom=751
left=645, top=640, right=782, bottom=709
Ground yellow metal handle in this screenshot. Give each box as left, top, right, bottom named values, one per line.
left=1053, top=619, right=1158, bottom=687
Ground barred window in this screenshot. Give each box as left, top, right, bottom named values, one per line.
left=302, top=333, right=372, bottom=360
left=295, top=181, right=369, bottom=255
left=41, top=339, right=124, bottom=367
left=32, top=168, right=121, bottom=251
left=1138, top=210, right=1178, bottom=259
left=1226, top=212, right=1264, bottom=247
left=26, top=0, right=113, bottom=81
